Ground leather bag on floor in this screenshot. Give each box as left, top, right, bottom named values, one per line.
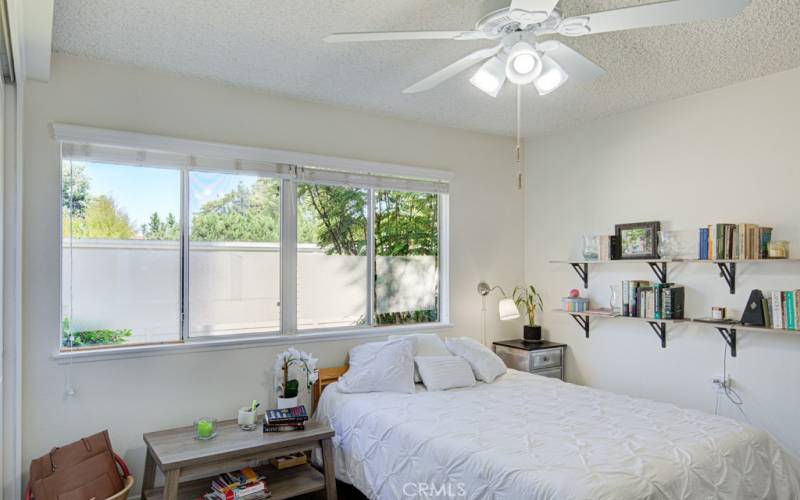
left=29, top=430, right=124, bottom=500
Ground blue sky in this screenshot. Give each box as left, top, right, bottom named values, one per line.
left=80, top=162, right=256, bottom=230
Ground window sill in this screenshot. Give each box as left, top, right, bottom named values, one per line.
left=52, top=322, right=454, bottom=364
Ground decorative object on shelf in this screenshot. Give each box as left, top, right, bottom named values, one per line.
left=512, top=284, right=544, bottom=342
left=609, top=284, right=620, bottom=314
left=741, top=290, right=767, bottom=326
left=562, top=289, right=588, bottom=313
left=238, top=400, right=259, bottom=431
left=768, top=240, right=789, bottom=259
left=658, top=230, right=696, bottom=260
left=477, top=281, right=520, bottom=344
left=711, top=307, right=727, bottom=320
left=195, top=418, right=217, bottom=440
left=615, top=221, right=660, bottom=260
left=273, top=348, right=318, bottom=410
left=582, top=235, right=599, bottom=260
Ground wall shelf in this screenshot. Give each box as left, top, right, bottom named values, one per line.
left=550, top=258, right=800, bottom=295
left=553, top=309, right=800, bottom=357
left=552, top=309, right=687, bottom=349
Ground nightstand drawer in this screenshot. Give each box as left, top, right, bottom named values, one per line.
left=531, top=349, right=561, bottom=369
left=532, top=367, right=562, bottom=379
left=494, top=345, right=530, bottom=371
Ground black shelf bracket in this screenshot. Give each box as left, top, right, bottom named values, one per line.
left=647, top=321, right=667, bottom=348
left=570, top=263, right=589, bottom=288
left=716, top=327, right=737, bottom=357
left=648, top=262, right=668, bottom=284
left=717, top=262, right=736, bottom=294
left=570, top=314, right=590, bottom=338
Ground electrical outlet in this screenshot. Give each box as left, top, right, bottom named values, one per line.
left=711, top=374, right=731, bottom=391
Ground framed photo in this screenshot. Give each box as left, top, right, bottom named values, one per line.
left=615, top=221, right=661, bottom=260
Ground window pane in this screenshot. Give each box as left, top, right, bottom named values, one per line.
left=374, top=190, right=439, bottom=325
left=297, top=183, right=367, bottom=329
left=61, top=160, right=181, bottom=349
left=188, top=172, right=281, bottom=337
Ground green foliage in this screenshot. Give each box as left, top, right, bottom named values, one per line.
left=61, top=317, right=132, bottom=347
left=374, top=190, right=438, bottom=257
left=297, top=184, right=367, bottom=255
left=62, top=163, right=91, bottom=217
left=513, top=285, right=544, bottom=327
left=190, top=179, right=281, bottom=242
left=142, top=212, right=180, bottom=240
left=64, top=195, right=137, bottom=239
left=283, top=379, right=299, bottom=399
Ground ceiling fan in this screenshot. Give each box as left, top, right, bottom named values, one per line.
left=324, top=0, right=751, bottom=98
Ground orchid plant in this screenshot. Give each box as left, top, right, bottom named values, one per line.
left=274, top=347, right=318, bottom=400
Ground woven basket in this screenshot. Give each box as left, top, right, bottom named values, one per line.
left=26, top=453, right=134, bottom=500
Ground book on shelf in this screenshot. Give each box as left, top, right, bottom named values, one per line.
left=768, top=290, right=800, bottom=331
left=698, top=223, right=772, bottom=260
left=203, top=467, right=271, bottom=500
left=621, top=280, right=684, bottom=319
left=263, top=422, right=306, bottom=433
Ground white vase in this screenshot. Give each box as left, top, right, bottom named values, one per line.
left=276, top=396, right=298, bottom=409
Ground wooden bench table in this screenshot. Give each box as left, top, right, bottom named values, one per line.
left=141, top=419, right=336, bottom=500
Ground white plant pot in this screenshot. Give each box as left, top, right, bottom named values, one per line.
left=277, top=396, right=298, bottom=409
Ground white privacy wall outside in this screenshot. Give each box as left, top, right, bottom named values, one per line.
left=62, top=240, right=437, bottom=341
left=24, top=55, right=522, bottom=494
left=525, top=67, right=800, bottom=458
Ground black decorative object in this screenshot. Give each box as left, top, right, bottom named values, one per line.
left=523, top=325, right=542, bottom=342
left=740, top=289, right=766, bottom=326
left=615, top=221, right=661, bottom=260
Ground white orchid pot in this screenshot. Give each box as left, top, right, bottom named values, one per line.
left=276, top=396, right=298, bottom=409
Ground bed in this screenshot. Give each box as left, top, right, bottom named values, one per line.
left=313, top=367, right=800, bottom=500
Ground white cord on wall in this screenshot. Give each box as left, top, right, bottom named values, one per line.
left=714, top=344, right=748, bottom=422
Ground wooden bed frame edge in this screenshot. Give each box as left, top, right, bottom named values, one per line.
left=313, top=365, right=348, bottom=409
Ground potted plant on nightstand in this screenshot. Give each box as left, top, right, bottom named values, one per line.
left=274, top=347, right=318, bottom=409
left=513, top=285, right=544, bottom=342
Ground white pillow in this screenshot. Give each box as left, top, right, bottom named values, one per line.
left=388, top=333, right=451, bottom=382
left=337, top=338, right=416, bottom=394
left=414, top=356, right=475, bottom=392
left=445, top=337, right=507, bottom=383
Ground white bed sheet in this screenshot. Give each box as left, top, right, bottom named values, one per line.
left=314, top=369, right=800, bottom=500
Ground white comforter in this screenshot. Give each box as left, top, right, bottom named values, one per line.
left=314, top=369, right=800, bottom=500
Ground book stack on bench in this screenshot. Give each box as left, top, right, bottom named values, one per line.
left=263, top=405, right=308, bottom=432
left=203, top=467, right=271, bottom=500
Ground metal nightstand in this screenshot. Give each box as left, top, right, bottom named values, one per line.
left=492, top=339, right=566, bottom=381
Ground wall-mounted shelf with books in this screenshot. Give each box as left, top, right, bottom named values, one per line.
left=553, top=310, right=800, bottom=357
left=550, top=258, right=800, bottom=294
left=551, top=309, right=687, bottom=349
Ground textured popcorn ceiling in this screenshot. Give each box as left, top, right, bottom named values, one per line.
left=52, top=0, right=800, bottom=138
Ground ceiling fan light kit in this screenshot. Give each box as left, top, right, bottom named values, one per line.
left=470, top=55, right=507, bottom=97
left=324, top=0, right=751, bottom=98
left=505, top=41, right=542, bottom=85
left=533, top=55, right=568, bottom=95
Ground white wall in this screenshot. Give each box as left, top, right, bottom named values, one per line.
left=23, top=55, right=523, bottom=492
left=525, top=67, right=800, bottom=458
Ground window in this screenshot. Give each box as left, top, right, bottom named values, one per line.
left=374, top=189, right=439, bottom=325
left=188, top=171, right=281, bottom=337
left=297, top=183, right=368, bottom=330
left=58, top=128, right=449, bottom=353
left=62, top=160, right=182, bottom=348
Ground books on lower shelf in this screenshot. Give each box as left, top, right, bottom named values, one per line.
left=768, top=290, right=800, bottom=330
left=202, top=467, right=271, bottom=500
left=263, top=405, right=308, bottom=432
left=698, top=224, right=772, bottom=260
left=622, top=281, right=684, bottom=319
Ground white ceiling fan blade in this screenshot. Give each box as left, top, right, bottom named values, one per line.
left=324, top=31, right=487, bottom=43
left=508, top=0, right=561, bottom=25
left=539, top=41, right=605, bottom=84
left=403, top=45, right=503, bottom=94
left=561, top=0, right=750, bottom=36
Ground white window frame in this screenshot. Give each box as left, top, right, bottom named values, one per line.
left=52, top=124, right=452, bottom=363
